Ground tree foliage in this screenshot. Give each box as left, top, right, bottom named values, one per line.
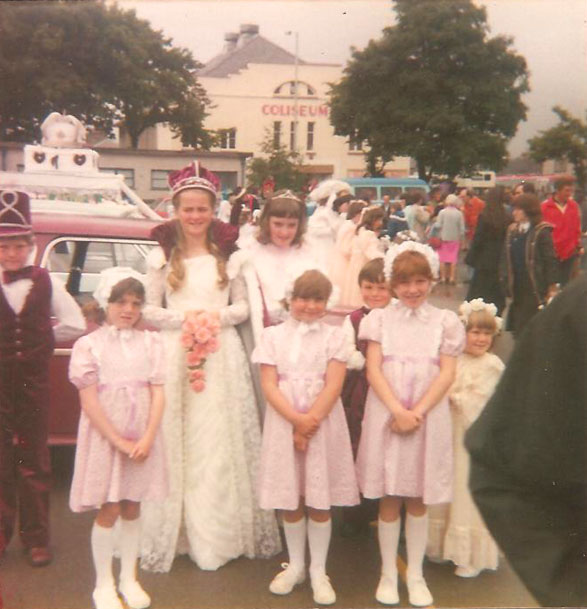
left=0, top=1, right=212, bottom=148
left=528, top=106, right=587, bottom=192
left=247, top=130, right=305, bottom=192
left=329, top=0, right=529, bottom=181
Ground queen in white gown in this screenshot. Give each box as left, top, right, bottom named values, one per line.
left=139, top=165, right=281, bottom=573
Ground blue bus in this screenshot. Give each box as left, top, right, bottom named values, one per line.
left=346, top=177, right=430, bottom=204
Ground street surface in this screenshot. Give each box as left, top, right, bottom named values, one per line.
left=1, top=277, right=533, bottom=609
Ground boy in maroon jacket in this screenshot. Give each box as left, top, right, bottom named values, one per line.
left=0, top=190, right=85, bottom=566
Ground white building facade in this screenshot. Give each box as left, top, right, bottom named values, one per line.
left=196, top=24, right=410, bottom=181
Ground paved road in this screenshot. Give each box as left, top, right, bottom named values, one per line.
left=2, top=278, right=532, bottom=609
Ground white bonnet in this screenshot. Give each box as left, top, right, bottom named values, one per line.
left=92, top=267, right=147, bottom=308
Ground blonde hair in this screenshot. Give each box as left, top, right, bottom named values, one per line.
left=168, top=190, right=228, bottom=291
left=466, top=310, right=499, bottom=334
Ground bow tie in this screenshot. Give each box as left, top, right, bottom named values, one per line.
left=3, top=266, right=33, bottom=284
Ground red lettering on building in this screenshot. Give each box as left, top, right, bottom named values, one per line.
left=261, top=104, right=330, bottom=117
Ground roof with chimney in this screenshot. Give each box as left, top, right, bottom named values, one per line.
left=198, top=24, right=308, bottom=78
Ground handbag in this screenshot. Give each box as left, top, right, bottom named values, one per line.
left=428, top=236, right=442, bottom=250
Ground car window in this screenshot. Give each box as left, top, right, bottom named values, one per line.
left=43, top=238, right=155, bottom=304
left=405, top=187, right=427, bottom=197
left=354, top=186, right=377, bottom=202
left=381, top=187, right=402, bottom=199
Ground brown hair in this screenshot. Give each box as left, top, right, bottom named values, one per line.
left=390, top=251, right=433, bottom=290
left=168, top=188, right=228, bottom=291
left=257, top=192, right=307, bottom=246
left=513, top=193, right=542, bottom=224
left=358, top=258, right=386, bottom=285
left=108, top=277, right=145, bottom=304
left=466, top=309, right=498, bottom=334
left=292, top=270, right=332, bottom=302
left=346, top=200, right=367, bottom=221
left=356, top=206, right=384, bottom=233
left=553, top=175, right=575, bottom=192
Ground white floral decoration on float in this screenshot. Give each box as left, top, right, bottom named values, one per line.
left=458, top=298, right=503, bottom=333
left=383, top=240, right=440, bottom=281
left=393, top=229, right=420, bottom=244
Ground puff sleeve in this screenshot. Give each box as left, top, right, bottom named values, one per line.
left=251, top=326, right=277, bottom=366
left=326, top=326, right=351, bottom=363
left=142, top=247, right=184, bottom=330
left=342, top=315, right=365, bottom=370
left=144, top=330, right=166, bottom=385
left=358, top=308, right=384, bottom=343
left=69, top=334, right=99, bottom=390
left=439, top=310, right=466, bottom=356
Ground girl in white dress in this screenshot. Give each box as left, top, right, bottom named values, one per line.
left=244, top=192, right=320, bottom=344
left=356, top=242, right=464, bottom=607
left=139, top=166, right=281, bottom=573
left=69, top=269, right=167, bottom=609
left=427, top=299, right=504, bottom=577
left=342, top=206, right=385, bottom=307
left=252, top=270, right=359, bottom=606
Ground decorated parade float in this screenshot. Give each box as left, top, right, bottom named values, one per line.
left=0, top=112, right=161, bottom=221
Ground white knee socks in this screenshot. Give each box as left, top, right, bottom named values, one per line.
left=283, top=518, right=307, bottom=574
left=405, top=512, right=428, bottom=580
left=119, top=518, right=141, bottom=584
left=307, top=518, right=332, bottom=578
left=378, top=518, right=401, bottom=577
left=91, top=522, right=115, bottom=590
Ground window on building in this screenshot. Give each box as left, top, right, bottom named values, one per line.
left=273, top=81, right=316, bottom=97
left=151, top=169, right=171, bottom=190
left=273, top=121, right=282, bottom=148
left=348, top=132, right=364, bottom=152
left=290, top=121, right=296, bottom=150
left=307, top=122, right=315, bottom=151
left=100, top=168, right=135, bottom=188
left=218, top=128, right=236, bottom=150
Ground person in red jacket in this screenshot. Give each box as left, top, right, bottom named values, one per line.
left=459, top=188, right=485, bottom=245
left=541, top=176, right=583, bottom=286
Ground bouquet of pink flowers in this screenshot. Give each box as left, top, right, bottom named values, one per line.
left=181, top=311, right=221, bottom=392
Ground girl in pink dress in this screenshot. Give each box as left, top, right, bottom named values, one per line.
left=356, top=242, right=464, bottom=607
left=328, top=199, right=368, bottom=294
left=69, top=269, right=167, bottom=609
left=252, top=270, right=359, bottom=606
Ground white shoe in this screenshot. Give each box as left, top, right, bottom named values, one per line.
left=269, top=563, right=305, bottom=595
left=119, top=579, right=151, bottom=609
left=310, top=573, right=336, bottom=605
left=455, top=565, right=481, bottom=578
left=92, top=586, right=123, bottom=609
left=375, top=573, right=399, bottom=605
left=406, top=575, right=433, bottom=607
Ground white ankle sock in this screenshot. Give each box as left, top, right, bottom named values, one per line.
left=405, top=512, right=428, bottom=580
left=307, top=518, right=331, bottom=579
left=119, top=518, right=141, bottom=584
left=91, top=522, right=115, bottom=589
left=378, top=518, right=401, bottom=577
left=283, top=518, right=306, bottom=573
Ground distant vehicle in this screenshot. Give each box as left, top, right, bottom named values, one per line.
left=455, top=170, right=496, bottom=191
left=346, top=177, right=430, bottom=204
left=496, top=174, right=564, bottom=199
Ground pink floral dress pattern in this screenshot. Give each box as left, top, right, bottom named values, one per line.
left=68, top=326, right=168, bottom=512
left=252, top=318, right=360, bottom=511
left=356, top=301, right=465, bottom=504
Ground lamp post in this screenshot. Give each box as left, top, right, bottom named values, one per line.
left=285, top=30, right=299, bottom=154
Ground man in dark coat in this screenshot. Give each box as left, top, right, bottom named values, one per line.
left=466, top=275, right=586, bottom=607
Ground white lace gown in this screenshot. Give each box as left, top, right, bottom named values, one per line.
left=427, top=352, right=504, bottom=571
left=139, top=248, right=281, bottom=572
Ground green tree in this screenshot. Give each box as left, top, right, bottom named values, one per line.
left=329, top=0, right=529, bottom=181
left=0, top=2, right=212, bottom=148
left=247, top=130, right=305, bottom=192
left=528, top=106, right=587, bottom=192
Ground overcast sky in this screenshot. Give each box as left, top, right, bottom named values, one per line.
left=118, top=0, right=587, bottom=157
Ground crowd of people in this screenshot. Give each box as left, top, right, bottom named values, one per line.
left=0, top=167, right=584, bottom=609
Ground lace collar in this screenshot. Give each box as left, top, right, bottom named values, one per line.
left=393, top=299, right=431, bottom=322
